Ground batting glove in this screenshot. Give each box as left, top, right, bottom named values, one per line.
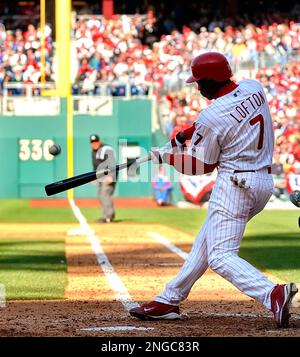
left=151, top=141, right=173, bottom=164
left=170, top=124, right=196, bottom=148
left=151, top=150, right=163, bottom=164
left=151, top=124, right=196, bottom=165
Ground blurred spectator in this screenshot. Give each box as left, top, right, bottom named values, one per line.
left=286, top=161, right=300, bottom=194
left=0, top=22, right=53, bottom=94
left=272, top=151, right=289, bottom=201
left=152, top=165, right=173, bottom=206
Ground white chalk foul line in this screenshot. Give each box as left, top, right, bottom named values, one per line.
left=68, top=198, right=139, bottom=311
left=68, top=199, right=95, bottom=236
left=147, top=232, right=188, bottom=260
left=88, top=235, right=139, bottom=310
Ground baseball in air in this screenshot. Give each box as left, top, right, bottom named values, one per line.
left=49, top=144, right=61, bottom=156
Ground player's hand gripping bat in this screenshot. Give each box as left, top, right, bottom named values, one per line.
left=45, top=154, right=152, bottom=196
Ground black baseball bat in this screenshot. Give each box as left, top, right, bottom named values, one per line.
left=45, top=154, right=152, bottom=196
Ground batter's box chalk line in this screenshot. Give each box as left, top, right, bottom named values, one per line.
left=0, top=284, right=6, bottom=308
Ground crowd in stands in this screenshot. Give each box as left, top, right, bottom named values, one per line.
left=0, top=1, right=39, bottom=30
left=0, top=23, right=53, bottom=95
left=1, top=9, right=300, bottom=96
left=70, top=11, right=300, bottom=97
left=0, top=7, right=299, bottom=200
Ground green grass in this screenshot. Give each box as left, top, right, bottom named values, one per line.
left=0, top=199, right=299, bottom=297
left=240, top=212, right=300, bottom=282
left=0, top=199, right=76, bottom=222
left=0, top=238, right=67, bottom=300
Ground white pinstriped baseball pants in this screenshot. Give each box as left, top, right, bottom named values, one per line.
left=155, top=169, right=276, bottom=310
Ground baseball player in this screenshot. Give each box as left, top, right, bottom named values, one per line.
left=130, top=52, right=298, bottom=327
left=90, top=134, right=116, bottom=223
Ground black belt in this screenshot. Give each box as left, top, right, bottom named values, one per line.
left=233, top=167, right=271, bottom=174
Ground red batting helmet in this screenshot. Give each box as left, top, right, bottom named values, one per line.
left=186, top=52, right=233, bottom=83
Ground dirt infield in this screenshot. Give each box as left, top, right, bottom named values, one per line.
left=30, top=197, right=161, bottom=208
left=0, top=222, right=299, bottom=337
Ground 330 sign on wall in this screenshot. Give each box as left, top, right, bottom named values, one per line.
left=19, top=139, right=56, bottom=161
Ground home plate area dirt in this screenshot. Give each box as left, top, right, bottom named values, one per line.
left=0, top=223, right=299, bottom=337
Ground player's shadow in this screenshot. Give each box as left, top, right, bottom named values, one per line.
left=111, top=219, right=126, bottom=223
left=240, top=232, right=300, bottom=271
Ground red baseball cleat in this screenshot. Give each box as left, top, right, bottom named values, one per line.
left=270, top=283, right=298, bottom=327
left=129, top=301, right=181, bottom=320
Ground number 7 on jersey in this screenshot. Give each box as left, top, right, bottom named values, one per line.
left=249, top=114, right=264, bottom=150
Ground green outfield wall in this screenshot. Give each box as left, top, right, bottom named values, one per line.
left=1, top=98, right=156, bottom=198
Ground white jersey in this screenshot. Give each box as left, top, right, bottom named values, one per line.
left=188, top=79, right=275, bottom=171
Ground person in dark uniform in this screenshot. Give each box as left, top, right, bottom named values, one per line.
left=90, top=134, right=116, bottom=223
